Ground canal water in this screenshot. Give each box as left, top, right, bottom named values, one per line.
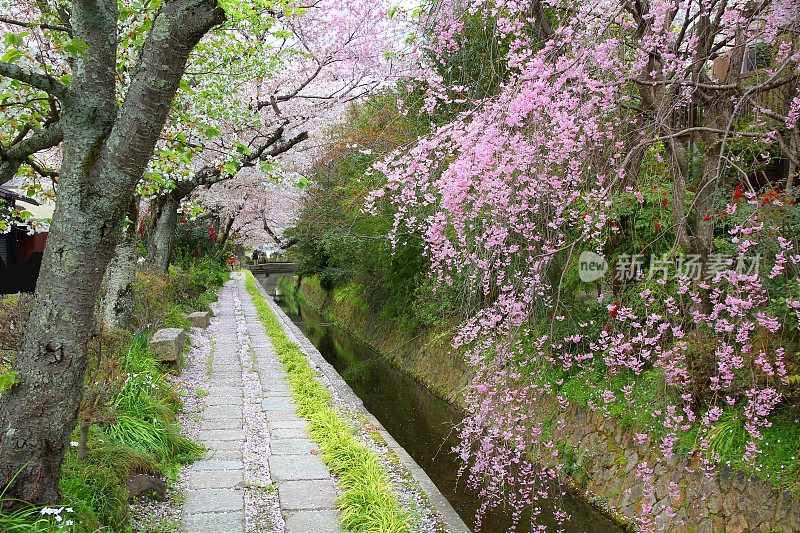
left=269, top=281, right=622, bottom=532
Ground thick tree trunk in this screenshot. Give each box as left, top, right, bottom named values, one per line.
left=0, top=0, right=224, bottom=503
left=147, top=193, right=179, bottom=272
left=100, top=201, right=139, bottom=329
left=0, top=186, right=124, bottom=503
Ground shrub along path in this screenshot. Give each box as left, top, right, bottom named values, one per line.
left=182, top=273, right=340, bottom=533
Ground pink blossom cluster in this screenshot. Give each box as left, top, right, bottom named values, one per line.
left=369, top=0, right=800, bottom=528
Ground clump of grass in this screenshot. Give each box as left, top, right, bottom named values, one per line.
left=163, top=304, right=191, bottom=330
left=0, top=503, right=69, bottom=532
left=244, top=271, right=410, bottom=532
left=104, top=414, right=202, bottom=465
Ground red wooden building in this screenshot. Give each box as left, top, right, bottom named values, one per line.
left=0, top=187, right=48, bottom=294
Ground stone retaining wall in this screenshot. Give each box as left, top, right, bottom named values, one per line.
left=548, top=404, right=800, bottom=532
left=297, top=280, right=800, bottom=532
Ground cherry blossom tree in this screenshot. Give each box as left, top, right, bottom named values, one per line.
left=0, top=0, right=411, bottom=503
left=371, top=0, right=800, bottom=528
left=0, top=0, right=302, bottom=503
left=136, top=0, right=410, bottom=269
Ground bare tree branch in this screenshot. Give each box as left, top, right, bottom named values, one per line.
left=0, top=121, right=63, bottom=185
left=0, top=15, right=72, bottom=35
left=0, top=60, right=68, bottom=100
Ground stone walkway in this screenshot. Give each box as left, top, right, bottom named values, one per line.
left=182, top=274, right=341, bottom=533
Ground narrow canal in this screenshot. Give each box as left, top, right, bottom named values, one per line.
left=268, top=281, right=622, bottom=533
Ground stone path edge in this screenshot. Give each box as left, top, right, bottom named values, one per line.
left=250, top=274, right=472, bottom=533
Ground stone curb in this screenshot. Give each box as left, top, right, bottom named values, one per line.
left=252, top=278, right=472, bottom=533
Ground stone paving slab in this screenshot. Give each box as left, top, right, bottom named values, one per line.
left=271, top=438, right=318, bottom=455
left=184, top=488, right=244, bottom=513
left=278, top=479, right=337, bottom=510
left=262, top=389, right=292, bottom=398
left=187, top=469, right=243, bottom=490
left=200, top=418, right=243, bottom=430
left=198, top=429, right=246, bottom=442
left=202, top=405, right=243, bottom=420
left=191, top=459, right=245, bottom=471
left=262, top=384, right=291, bottom=394
left=284, top=510, right=341, bottom=533
left=183, top=512, right=244, bottom=533
left=269, top=454, right=330, bottom=481
left=208, top=371, right=242, bottom=380
left=263, top=410, right=304, bottom=422
left=202, top=439, right=242, bottom=452
left=270, top=427, right=309, bottom=439
left=205, top=449, right=243, bottom=460
left=261, top=397, right=297, bottom=412
left=205, top=386, right=243, bottom=397
left=211, top=362, right=242, bottom=369
left=268, top=419, right=308, bottom=430
left=205, top=395, right=244, bottom=406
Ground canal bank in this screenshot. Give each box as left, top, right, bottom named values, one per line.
left=271, top=277, right=624, bottom=532
left=254, top=276, right=471, bottom=532
left=279, top=276, right=800, bottom=533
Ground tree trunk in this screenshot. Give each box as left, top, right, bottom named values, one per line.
left=147, top=192, right=179, bottom=272
left=0, top=185, right=125, bottom=503
left=217, top=215, right=236, bottom=256
left=0, top=0, right=224, bottom=503
left=99, top=200, right=139, bottom=329
left=787, top=130, right=798, bottom=191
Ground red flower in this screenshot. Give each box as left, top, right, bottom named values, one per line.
left=208, top=225, right=217, bottom=241
left=661, top=195, right=668, bottom=209
left=760, top=189, right=778, bottom=207
left=609, top=301, right=620, bottom=319
left=733, top=181, right=744, bottom=201
left=703, top=214, right=712, bottom=222
left=654, top=222, right=661, bottom=232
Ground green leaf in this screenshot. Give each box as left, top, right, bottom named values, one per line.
left=3, top=32, right=27, bottom=47
left=0, top=371, right=18, bottom=393
left=234, top=141, right=251, bottom=155
left=1, top=49, right=24, bottom=64
left=223, top=160, right=240, bottom=176
left=296, top=176, right=311, bottom=189
left=388, top=5, right=398, bottom=19
left=259, top=159, right=277, bottom=174
left=272, top=29, right=294, bottom=40
left=64, top=37, right=89, bottom=57
left=204, top=125, right=221, bottom=139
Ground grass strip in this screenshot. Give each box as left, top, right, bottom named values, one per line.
left=244, top=270, right=410, bottom=532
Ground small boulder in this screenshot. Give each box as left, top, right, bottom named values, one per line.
left=149, top=328, right=184, bottom=364
left=189, top=311, right=211, bottom=328
left=126, top=473, right=167, bottom=500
